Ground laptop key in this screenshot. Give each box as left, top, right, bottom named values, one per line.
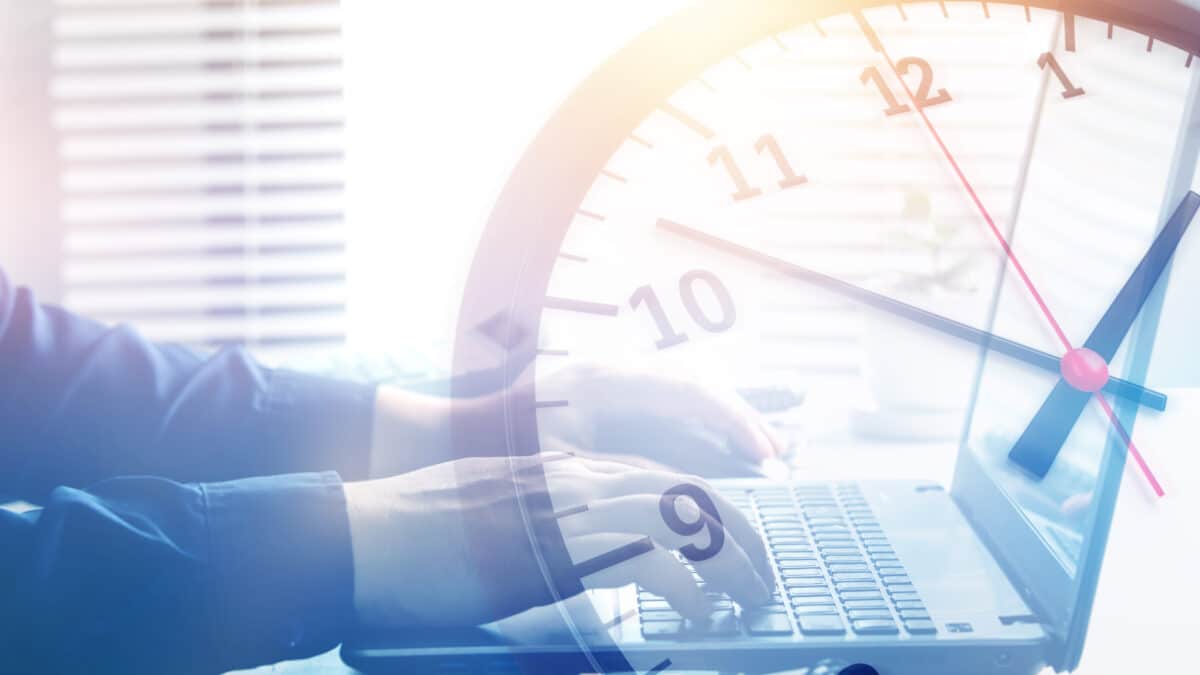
left=839, top=591, right=885, bottom=601
left=851, top=620, right=900, bottom=635
left=899, top=610, right=931, bottom=621
left=810, top=527, right=852, bottom=536
left=793, top=605, right=839, bottom=616
left=776, top=550, right=816, bottom=559
left=772, top=544, right=814, bottom=553
left=833, top=582, right=877, bottom=592
left=893, top=600, right=925, bottom=609
left=886, top=584, right=917, bottom=595
left=787, top=590, right=835, bottom=600
left=771, top=540, right=812, bottom=548
left=797, top=614, right=846, bottom=636
left=847, top=609, right=893, bottom=620
left=841, top=599, right=888, bottom=609
left=788, top=588, right=834, bottom=599
left=890, top=592, right=921, bottom=603
left=782, top=571, right=824, bottom=581
left=782, top=571, right=830, bottom=583
left=904, top=620, right=938, bottom=635
left=778, top=560, right=820, bottom=569
left=831, top=573, right=874, bottom=582
left=745, top=611, right=794, bottom=636
left=820, top=535, right=859, bottom=547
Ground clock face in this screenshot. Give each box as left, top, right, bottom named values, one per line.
left=454, top=1, right=1200, bottom=673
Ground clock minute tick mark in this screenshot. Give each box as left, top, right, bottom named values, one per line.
left=659, top=103, right=715, bottom=140
left=544, top=296, right=619, bottom=316
left=571, top=536, right=655, bottom=579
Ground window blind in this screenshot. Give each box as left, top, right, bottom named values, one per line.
left=52, top=0, right=348, bottom=365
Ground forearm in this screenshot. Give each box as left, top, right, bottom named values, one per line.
left=0, top=269, right=376, bottom=498
left=369, top=387, right=505, bottom=477
left=1, top=473, right=354, bottom=674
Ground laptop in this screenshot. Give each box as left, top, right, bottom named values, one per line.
left=340, top=315, right=1149, bottom=675
left=340, top=184, right=1165, bottom=673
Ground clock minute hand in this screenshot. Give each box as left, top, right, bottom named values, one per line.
left=656, top=218, right=1166, bottom=410
left=1008, top=191, right=1200, bottom=480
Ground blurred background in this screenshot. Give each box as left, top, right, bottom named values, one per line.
left=0, top=0, right=685, bottom=372
left=5, top=0, right=1200, bottom=396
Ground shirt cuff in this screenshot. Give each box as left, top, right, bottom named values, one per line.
left=261, top=370, right=377, bottom=482
left=202, top=471, right=354, bottom=670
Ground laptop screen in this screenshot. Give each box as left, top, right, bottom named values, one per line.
left=953, top=247, right=1170, bottom=673
left=951, top=77, right=1197, bottom=670
left=951, top=175, right=1199, bottom=674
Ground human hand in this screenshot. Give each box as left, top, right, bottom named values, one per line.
left=366, top=364, right=784, bottom=479
left=342, top=453, right=774, bottom=628
left=534, top=364, right=784, bottom=470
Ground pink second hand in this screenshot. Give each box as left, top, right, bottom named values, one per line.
left=868, top=24, right=1163, bottom=496
left=873, top=46, right=1073, bottom=353
left=1095, top=395, right=1164, bottom=497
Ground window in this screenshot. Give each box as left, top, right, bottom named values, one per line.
left=53, top=0, right=348, bottom=365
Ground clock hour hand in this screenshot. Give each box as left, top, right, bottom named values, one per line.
left=656, top=218, right=1167, bottom=410
left=1008, top=191, right=1200, bottom=479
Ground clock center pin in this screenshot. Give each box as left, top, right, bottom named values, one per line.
left=1060, top=347, right=1110, bottom=393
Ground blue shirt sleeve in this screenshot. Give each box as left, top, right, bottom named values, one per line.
left=0, top=268, right=377, bottom=671
left=2, top=472, right=355, bottom=673
left=0, top=268, right=377, bottom=500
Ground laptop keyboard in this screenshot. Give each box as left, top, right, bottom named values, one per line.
left=638, top=483, right=936, bottom=639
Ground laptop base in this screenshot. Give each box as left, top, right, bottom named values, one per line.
left=341, top=635, right=1047, bottom=675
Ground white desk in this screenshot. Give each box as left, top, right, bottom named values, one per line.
left=1057, top=388, right=1200, bottom=674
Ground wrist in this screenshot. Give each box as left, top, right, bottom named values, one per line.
left=369, top=387, right=507, bottom=476
left=368, top=387, right=455, bottom=476
left=341, top=480, right=378, bottom=625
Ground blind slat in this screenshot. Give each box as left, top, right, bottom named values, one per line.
left=56, top=0, right=349, bottom=357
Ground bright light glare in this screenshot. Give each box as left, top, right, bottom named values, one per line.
left=340, top=1, right=684, bottom=364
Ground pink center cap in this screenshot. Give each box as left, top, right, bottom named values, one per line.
left=1060, top=347, right=1110, bottom=393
